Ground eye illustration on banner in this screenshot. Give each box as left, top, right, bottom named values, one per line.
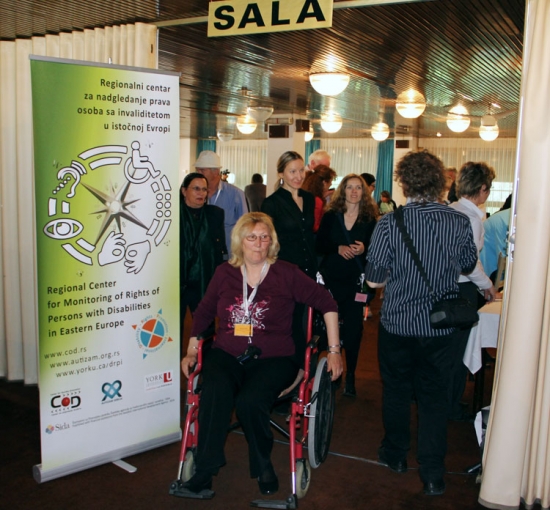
left=42, top=141, right=172, bottom=273
left=133, top=309, right=173, bottom=359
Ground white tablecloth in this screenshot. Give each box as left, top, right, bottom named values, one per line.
left=463, top=300, right=502, bottom=374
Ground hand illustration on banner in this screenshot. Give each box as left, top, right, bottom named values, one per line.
left=42, top=141, right=173, bottom=272
left=124, top=240, right=151, bottom=274
left=98, top=231, right=126, bottom=266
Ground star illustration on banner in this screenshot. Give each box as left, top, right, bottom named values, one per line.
left=82, top=180, right=148, bottom=245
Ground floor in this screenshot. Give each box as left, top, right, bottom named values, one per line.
left=1, top=296, right=505, bottom=510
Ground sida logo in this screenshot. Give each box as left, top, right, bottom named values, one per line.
left=144, top=370, right=174, bottom=391
left=44, top=423, right=70, bottom=434
left=50, top=389, right=82, bottom=415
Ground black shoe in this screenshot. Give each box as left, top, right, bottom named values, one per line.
left=258, top=463, right=279, bottom=495
left=182, top=471, right=213, bottom=493
left=423, top=479, right=446, bottom=496
left=343, top=373, right=356, bottom=397
left=378, top=447, right=408, bottom=474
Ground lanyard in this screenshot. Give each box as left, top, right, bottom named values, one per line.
left=242, top=262, right=268, bottom=323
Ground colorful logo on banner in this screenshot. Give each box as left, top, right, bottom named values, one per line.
left=42, top=141, right=172, bottom=271
left=133, top=310, right=172, bottom=358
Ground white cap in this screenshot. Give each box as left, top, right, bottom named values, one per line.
left=194, top=150, right=221, bottom=169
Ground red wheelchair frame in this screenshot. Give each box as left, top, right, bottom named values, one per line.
left=169, top=307, right=336, bottom=509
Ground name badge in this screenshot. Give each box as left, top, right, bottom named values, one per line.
left=234, top=324, right=253, bottom=336
left=355, top=292, right=368, bottom=303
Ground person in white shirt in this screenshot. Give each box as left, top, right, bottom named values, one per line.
left=448, top=161, right=496, bottom=420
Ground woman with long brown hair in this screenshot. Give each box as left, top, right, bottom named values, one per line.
left=316, top=174, right=377, bottom=396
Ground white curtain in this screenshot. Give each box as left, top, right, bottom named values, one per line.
left=479, top=1, right=550, bottom=508
left=421, top=137, right=517, bottom=213
left=0, top=23, right=158, bottom=384
left=218, top=140, right=268, bottom=190
left=320, top=138, right=379, bottom=182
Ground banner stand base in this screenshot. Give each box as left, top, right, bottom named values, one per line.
left=34, top=430, right=181, bottom=483
left=112, top=460, right=137, bottom=473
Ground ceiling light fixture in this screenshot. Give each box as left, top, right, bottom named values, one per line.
left=479, top=114, right=499, bottom=141
left=320, top=112, right=342, bottom=133
left=247, top=106, right=274, bottom=123
left=217, top=131, right=233, bottom=142
left=371, top=122, right=390, bottom=141
left=309, top=72, right=350, bottom=96
left=236, top=115, right=257, bottom=135
left=446, top=104, right=471, bottom=133
left=395, top=89, right=426, bottom=119
left=304, top=125, right=314, bottom=142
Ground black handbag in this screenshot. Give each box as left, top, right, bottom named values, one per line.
left=394, top=207, right=479, bottom=330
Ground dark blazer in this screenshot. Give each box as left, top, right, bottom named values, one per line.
left=261, top=187, right=317, bottom=277
left=205, top=205, right=227, bottom=266
left=244, top=183, right=266, bottom=212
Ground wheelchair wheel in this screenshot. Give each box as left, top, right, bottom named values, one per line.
left=182, top=450, right=196, bottom=482
left=307, top=357, right=335, bottom=468
left=295, top=458, right=311, bottom=499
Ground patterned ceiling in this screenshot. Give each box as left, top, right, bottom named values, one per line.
left=1, top=0, right=524, bottom=141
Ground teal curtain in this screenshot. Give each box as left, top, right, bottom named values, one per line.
left=375, top=139, right=394, bottom=202
left=305, top=139, right=320, bottom=163
left=197, top=139, right=216, bottom=157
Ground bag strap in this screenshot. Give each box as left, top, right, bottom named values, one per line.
left=393, top=206, right=435, bottom=296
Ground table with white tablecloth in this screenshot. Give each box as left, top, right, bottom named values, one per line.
left=463, top=300, right=502, bottom=374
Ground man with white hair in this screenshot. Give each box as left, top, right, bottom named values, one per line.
left=307, top=149, right=331, bottom=171
left=194, top=150, right=248, bottom=255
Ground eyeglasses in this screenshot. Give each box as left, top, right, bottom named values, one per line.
left=244, top=234, right=271, bottom=243
left=190, top=186, right=208, bottom=193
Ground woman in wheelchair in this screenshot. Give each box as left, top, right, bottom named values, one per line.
left=180, top=212, right=342, bottom=497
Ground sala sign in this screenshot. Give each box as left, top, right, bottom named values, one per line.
left=208, top=0, right=333, bottom=37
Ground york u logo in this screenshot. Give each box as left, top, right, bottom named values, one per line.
left=163, top=371, right=172, bottom=383
left=51, top=394, right=81, bottom=409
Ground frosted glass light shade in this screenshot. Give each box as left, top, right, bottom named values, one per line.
left=309, top=72, right=350, bottom=96
left=446, top=105, right=471, bottom=133
left=320, top=112, right=342, bottom=133
left=236, top=115, right=257, bottom=134
left=217, top=131, right=233, bottom=142
left=479, top=115, right=499, bottom=141
left=371, top=122, right=390, bottom=141
left=304, top=128, right=314, bottom=142
left=247, top=106, right=273, bottom=122
left=396, top=89, right=426, bottom=118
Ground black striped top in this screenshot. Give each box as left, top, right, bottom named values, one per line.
left=365, top=202, right=477, bottom=337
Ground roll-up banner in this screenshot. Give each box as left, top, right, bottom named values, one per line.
left=30, top=57, right=181, bottom=482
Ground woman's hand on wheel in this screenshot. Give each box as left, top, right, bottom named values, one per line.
left=326, top=351, right=343, bottom=381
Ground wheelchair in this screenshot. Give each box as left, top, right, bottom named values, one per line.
left=169, top=307, right=336, bottom=509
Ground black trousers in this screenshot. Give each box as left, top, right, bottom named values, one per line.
left=378, top=324, right=458, bottom=483
left=195, top=348, right=298, bottom=478
left=338, top=295, right=364, bottom=376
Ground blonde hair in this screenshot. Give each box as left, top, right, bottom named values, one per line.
left=229, top=212, right=280, bottom=267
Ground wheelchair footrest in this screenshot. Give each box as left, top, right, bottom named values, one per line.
left=169, top=480, right=215, bottom=499
left=250, top=495, right=297, bottom=509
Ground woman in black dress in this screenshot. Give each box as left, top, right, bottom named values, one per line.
left=180, top=172, right=226, bottom=340
left=261, top=151, right=317, bottom=362
left=316, top=174, right=377, bottom=396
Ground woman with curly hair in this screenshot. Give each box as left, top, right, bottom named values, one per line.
left=365, top=150, right=477, bottom=495
left=302, top=165, right=337, bottom=232
left=316, top=174, right=378, bottom=396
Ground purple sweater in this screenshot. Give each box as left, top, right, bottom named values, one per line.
left=191, top=260, right=337, bottom=358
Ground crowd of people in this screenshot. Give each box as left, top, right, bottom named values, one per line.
left=178, top=147, right=505, bottom=499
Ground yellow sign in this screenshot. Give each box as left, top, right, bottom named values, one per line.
left=208, top=0, right=333, bottom=37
